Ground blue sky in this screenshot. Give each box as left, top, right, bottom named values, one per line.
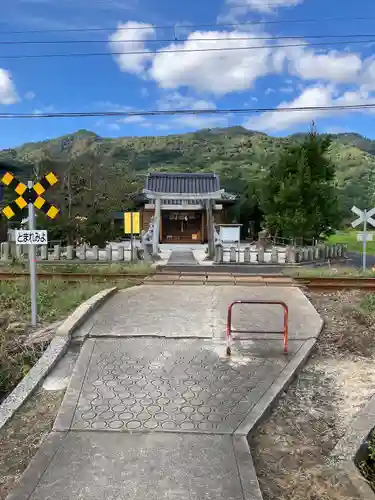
left=1, top=0, right=375, bottom=148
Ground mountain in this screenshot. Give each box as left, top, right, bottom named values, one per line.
left=1, top=127, right=374, bottom=221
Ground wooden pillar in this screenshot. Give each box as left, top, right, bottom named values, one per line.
left=153, top=197, right=161, bottom=255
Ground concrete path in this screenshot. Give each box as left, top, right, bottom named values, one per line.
left=166, top=249, right=199, bottom=265
left=7, top=285, right=323, bottom=500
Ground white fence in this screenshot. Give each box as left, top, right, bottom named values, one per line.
left=214, top=244, right=346, bottom=264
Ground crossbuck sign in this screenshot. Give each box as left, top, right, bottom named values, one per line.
left=351, top=206, right=375, bottom=271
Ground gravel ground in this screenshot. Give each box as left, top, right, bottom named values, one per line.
left=0, top=389, right=64, bottom=500
left=251, top=290, right=375, bottom=500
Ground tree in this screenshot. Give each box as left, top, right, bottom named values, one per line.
left=260, top=125, right=339, bottom=243
left=34, top=152, right=142, bottom=246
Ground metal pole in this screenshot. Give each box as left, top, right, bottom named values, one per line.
left=130, top=212, right=134, bottom=262
left=363, top=209, right=367, bottom=272
left=27, top=180, right=37, bottom=326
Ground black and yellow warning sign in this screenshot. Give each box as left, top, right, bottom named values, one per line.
left=1, top=171, right=59, bottom=219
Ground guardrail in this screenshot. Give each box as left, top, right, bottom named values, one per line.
left=226, top=300, right=289, bottom=356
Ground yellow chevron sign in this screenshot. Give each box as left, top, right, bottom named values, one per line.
left=1, top=172, right=59, bottom=220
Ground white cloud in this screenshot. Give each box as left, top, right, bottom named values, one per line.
left=245, top=84, right=375, bottom=131
left=281, top=45, right=363, bottom=83
left=360, top=58, right=375, bottom=91
left=225, top=0, right=303, bottom=14
left=109, top=21, right=155, bottom=75
left=107, top=123, right=121, bottom=131
left=33, top=104, right=55, bottom=115
left=94, top=100, right=133, bottom=112
left=157, top=91, right=216, bottom=111
left=150, top=30, right=273, bottom=95
left=24, top=91, right=36, bottom=100
left=0, top=69, right=18, bottom=105
left=174, top=114, right=229, bottom=130
left=280, top=86, right=294, bottom=93
left=119, top=115, right=146, bottom=124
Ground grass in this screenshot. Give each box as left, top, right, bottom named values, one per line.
left=359, top=293, right=375, bottom=314
left=0, top=280, right=119, bottom=322
left=327, top=229, right=375, bottom=255
left=0, top=280, right=129, bottom=399
left=284, top=266, right=375, bottom=277
left=0, top=262, right=152, bottom=276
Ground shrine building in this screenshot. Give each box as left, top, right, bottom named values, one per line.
left=134, top=172, right=236, bottom=244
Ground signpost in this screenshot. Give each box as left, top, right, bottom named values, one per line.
left=351, top=206, right=375, bottom=271
left=15, top=230, right=48, bottom=245
left=124, top=211, right=140, bottom=262
left=1, top=171, right=59, bottom=326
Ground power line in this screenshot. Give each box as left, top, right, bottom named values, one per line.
left=0, top=15, right=374, bottom=35
left=1, top=103, right=375, bottom=119
left=0, top=38, right=373, bottom=59
left=0, top=33, right=373, bottom=45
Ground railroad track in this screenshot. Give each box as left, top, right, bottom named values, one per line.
left=1, top=271, right=375, bottom=290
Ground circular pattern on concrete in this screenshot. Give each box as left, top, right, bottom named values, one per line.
left=72, top=340, right=288, bottom=433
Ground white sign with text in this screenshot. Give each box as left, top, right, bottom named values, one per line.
left=15, top=230, right=48, bottom=245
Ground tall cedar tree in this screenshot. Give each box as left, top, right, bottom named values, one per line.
left=260, top=128, right=339, bottom=242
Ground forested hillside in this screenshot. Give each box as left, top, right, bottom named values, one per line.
left=1, top=127, right=374, bottom=243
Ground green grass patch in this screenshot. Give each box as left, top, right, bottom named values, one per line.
left=0, top=280, right=120, bottom=323
left=284, top=266, right=375, bottom=278
left=0, top=262, right=153, bottom=276
left=327, top=229, right=375, bottom=255
left=359, top=293, right=375, bottom=314
left=0, top=280, right=130, bottom=400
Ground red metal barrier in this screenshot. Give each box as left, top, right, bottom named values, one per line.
left=226, top=300, right=289, bottom=356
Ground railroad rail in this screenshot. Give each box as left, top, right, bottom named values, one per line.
left=1, top=271, right=375, bottom=290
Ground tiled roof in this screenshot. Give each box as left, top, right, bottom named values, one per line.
left=144, top=172, right=220, bottom=194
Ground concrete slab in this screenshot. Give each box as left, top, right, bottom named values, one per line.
left=207, top=275, right=237, bottom=282
left=145, top=274, right=177, bottom=281
left=43, top=346, right=80, bottom=391
left=88, top=287, right=216, bottom=338
left=167, top=250, right=198, bottom=266
left=178, top=275, right=206, bottom=282
left=7, top=432, right=255, bottom=500
left=234, top=276, right=265, bottom=283
left=82, top=285, right=321, bottom=343
left=54, top=338, right=302, bottom=434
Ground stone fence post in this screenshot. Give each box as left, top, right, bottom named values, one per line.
left=66, top=245, right=76, bottom=260
left=54, top=244, right=61, bottom=260
left=214, top=244, right=223, bottom=264
left=15, top=245, right=23, bottom=261
left=244, top=246, right=250, bottom=264
left=285, top=246, right=296, bottom=264
left=106, top=245, right=112, bottom=261
left=117, top=246, right=124, bottom=262
left=230, top=246, right=236, bottom=263
left=271, top=247, right=278, bottom=264
left=257, top=248, right=264, bottom=264
left=92, top=246, right=99, bottom=261
left=40, top=245, right=48, bottom=260
left=1, top=242, right=10, bottom=261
